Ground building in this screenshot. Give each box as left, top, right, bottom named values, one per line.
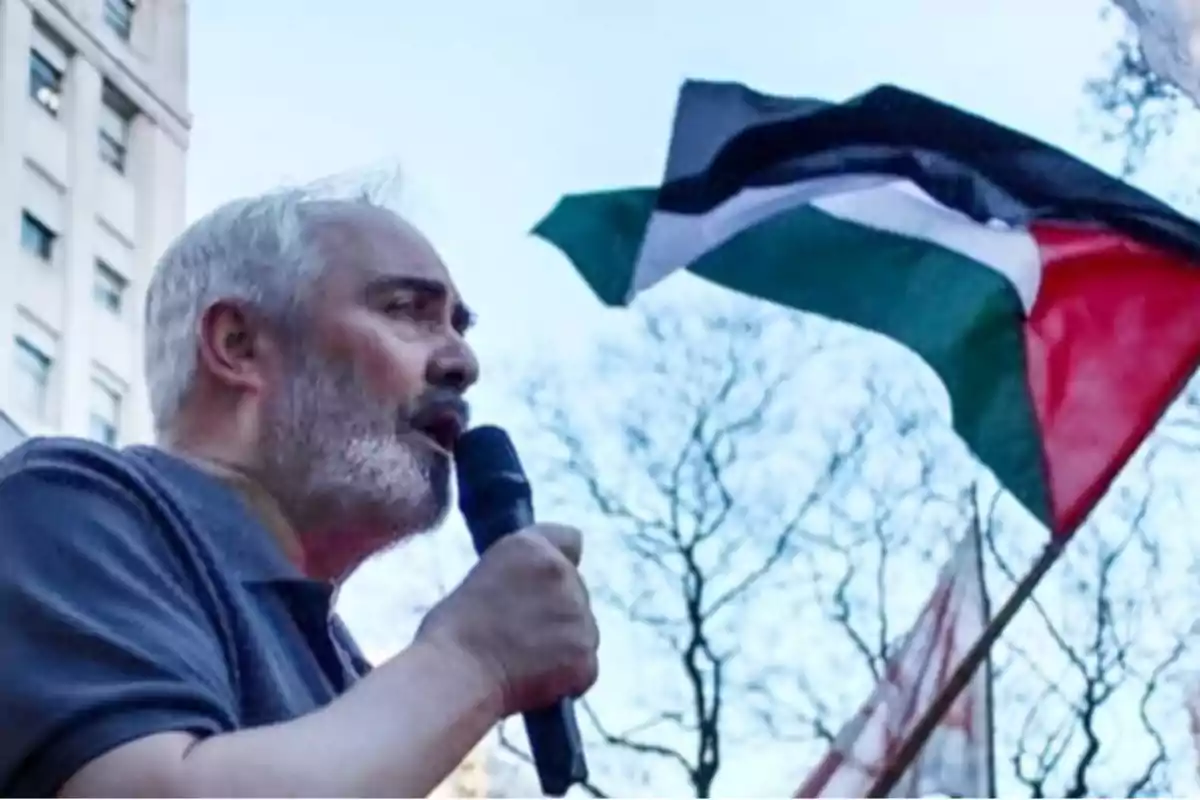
left=0, top=409, right=22, bottom=454
left=0, top=0, right=188, bottom=445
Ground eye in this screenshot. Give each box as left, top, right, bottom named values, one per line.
left=381, top=297, right=410, bottom=316
left=381, top=291, right=445, bottom=325
left=382, top=293, right=425, bottom=316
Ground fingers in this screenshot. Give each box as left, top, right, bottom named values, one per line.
left=459, top=522, right=600, bottom=710
left=567, top=649, right=600, bottom=699
left=533, top=525, right=593, bottom=645
left=531, top=522, right=582, bottom=567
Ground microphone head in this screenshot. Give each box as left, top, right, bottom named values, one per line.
left=454, top=425, right=532, bottom=518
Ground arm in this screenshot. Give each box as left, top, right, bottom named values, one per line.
left=0, top=451, right=501, bottom=798
left=64, top=639, right=501, bottom=798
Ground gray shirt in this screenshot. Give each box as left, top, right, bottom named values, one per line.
left=0, top=438, right=372, bottom=796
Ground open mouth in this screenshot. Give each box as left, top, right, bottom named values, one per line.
left=411, top=405, right=467, bottom=453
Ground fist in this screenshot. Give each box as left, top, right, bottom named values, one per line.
left=416, top=523, right=599, bottom=716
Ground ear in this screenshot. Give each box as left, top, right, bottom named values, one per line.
left=196, top=300, right=275, bottom=395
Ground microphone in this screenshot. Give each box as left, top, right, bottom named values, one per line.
left=454, top=425, right=589, bottom=797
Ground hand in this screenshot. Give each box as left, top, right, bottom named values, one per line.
left=415, top=523, right=599, bottom=717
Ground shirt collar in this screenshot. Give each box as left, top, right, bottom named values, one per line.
left=128, top=446, right=316, bottom=586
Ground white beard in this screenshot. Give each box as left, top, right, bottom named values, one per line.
left=259, top=346, right=451, bottom=540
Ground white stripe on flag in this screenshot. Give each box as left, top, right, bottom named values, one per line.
left=632, top=177, right=1042, bottom=311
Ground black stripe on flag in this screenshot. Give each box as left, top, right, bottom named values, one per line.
left=657, top=80, right=1200, bottom=261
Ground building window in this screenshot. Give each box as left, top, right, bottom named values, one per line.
left=20, top=212, right=55, bottom=261
left=89, top=380, right=121, bottom=446
left=103, top=0, right=136, bottom=41
left=28, top=49, right=62, bottom=116
left=93, top=260, right=127, bottom=313
left=13, top=338, right=51, bottom=421
left=100, top=84, right=136, bottom=173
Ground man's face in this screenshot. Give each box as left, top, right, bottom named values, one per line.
left=259, top=203, right=478, bottom=541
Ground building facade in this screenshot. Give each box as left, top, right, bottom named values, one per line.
left=0, top=0, right=188, bottom=445
left=0, top=409, right=21, bottom=453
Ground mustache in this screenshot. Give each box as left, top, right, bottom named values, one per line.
left=407, top=388, right=471, bottom=429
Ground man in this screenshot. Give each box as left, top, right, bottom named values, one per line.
left=0, top=192, right=600, bottom=796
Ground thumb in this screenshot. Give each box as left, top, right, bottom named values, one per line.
left=532, top=523, right=582, bottom=567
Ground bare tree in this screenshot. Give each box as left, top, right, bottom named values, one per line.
left=499, top=300, right=855, bottom=795
left=982, top=467, right=1195, bottom=797
left=1087, top=21, right=1183, bottom=175
left=1084, top=3, right=1200, bottom=179
left=1076, top=15, right=1200, bottom=783
left=495, top=296, right=985, bottom=796
left=490, top=290, right=1200, bottom=798
left=788, top=426, right=1200, bottom=800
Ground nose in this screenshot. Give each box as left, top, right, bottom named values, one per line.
left=427, top=339, right=479, bottom=393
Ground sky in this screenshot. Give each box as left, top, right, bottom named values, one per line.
left=187, top=0, right=1128, bottom=372
left=183, top=1, right=1176, bottom=795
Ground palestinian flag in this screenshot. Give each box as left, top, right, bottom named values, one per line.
left=534, top=80, right=1200, bottom=536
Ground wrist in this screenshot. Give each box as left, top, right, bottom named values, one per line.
left=408, top=635, right=508, bottom=723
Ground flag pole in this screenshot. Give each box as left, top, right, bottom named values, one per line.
left=970, top=488, right=1000, bottom=800
left=978, top=534, right=999, bottom=799
left=865, top=535, right=1067, bottom=798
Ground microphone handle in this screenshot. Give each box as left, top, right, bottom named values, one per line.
left=468, top=502, right=589, bottom=797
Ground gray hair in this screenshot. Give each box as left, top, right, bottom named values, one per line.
left=143, top=189, right=332, bottom=436
left=144, top=170, right=403, bottom=436
left=144, top=189, right=320, bottom=435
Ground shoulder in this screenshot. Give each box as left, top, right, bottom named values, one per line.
left=0, top=437, right=188, bottom=575
left=0, top=435, right=163, bottom=524
left=0, top=439, right=240, bottom=796
left=0, top=436, right=151, bottom=494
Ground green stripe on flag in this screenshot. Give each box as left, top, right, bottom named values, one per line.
left=533, top=188, right=657, bottom=305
